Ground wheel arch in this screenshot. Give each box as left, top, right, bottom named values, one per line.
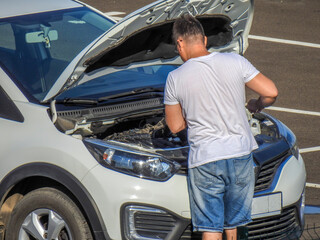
left=0, top=162, right=111, bottom=240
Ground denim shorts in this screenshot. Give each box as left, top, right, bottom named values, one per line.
left=187, top=153, right=255, bottom=233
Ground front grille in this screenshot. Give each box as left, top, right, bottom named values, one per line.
left=254, top=151, right=290, bottom=193
left=178, top=151, right=291, bottom=194
left=123, top=205, right=190, bottom=240
left=247, top=206, right=301, bottom=240
left=180, top=225, right=202, bottom=239
left=179, top=207, right=301, bottom=240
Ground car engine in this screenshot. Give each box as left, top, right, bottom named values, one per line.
left=53, top=102, right=278, bottom=163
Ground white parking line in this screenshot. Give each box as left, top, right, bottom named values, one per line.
left=249, top=35, right=320, bottom=49
left=266, top=106, right=320, bottom=117
left=306, top=182, right=320, bottom=189
left=302, top=147, right=320, bottom=188
left=250, top=36, right=320, bottom=189
left=300, top=147, right=320, bottom=154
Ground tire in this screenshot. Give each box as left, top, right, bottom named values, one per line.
left=5, top=187, right=93, bottom=240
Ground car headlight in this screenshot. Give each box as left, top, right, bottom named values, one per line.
left=275, top=117, right=299, bottom=159
left=291, top=143, right=300, bottom=160
left=83, top=139, right=180, bottom=181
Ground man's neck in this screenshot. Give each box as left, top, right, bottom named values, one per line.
left=186, top=46, right=210, bottom=61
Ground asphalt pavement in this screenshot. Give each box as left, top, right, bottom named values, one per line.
left=243, top=1, right=320, bottom=236
left=82, top=0, right=320, bottom=236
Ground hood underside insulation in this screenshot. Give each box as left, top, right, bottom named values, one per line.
left=85, top=15, right=232, bottom=72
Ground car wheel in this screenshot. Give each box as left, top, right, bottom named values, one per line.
left=5, top=187, right=93, bottom=240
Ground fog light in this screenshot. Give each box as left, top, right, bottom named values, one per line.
left=123, top=205, right=173, bottom=240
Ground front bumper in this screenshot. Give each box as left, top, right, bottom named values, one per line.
left=120, top=196, right=304, bottom=240
left=81, top=165, right=190, bottom=239
left=248, top=197, right=305, bottom=239
left=81, top=153, right=306, bottom=239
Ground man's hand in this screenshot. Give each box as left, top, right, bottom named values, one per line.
left=246, top=96, right=277, bottom=113
left=246, top=99, right=262, bottom=113
left=165, top=104, right=187, bottom=134
left=246, top=73, right=278, bottom=113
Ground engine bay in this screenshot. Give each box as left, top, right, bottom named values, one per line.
left=53, top=102, right=279, bottom=158
left=51, top=100, right=283, bottom=175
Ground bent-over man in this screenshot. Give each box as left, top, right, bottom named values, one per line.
left=164, top=14, right=278, bottom=240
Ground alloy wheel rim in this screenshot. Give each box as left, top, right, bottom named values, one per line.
left=18, top=208, right=72, bottom=240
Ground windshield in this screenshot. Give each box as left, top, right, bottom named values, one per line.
left=0, top=7, right=114, bottom=101
left=57, top=65, right=178, bottom=100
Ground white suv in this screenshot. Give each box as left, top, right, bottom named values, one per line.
left=0, top=0, right=306, bottom=239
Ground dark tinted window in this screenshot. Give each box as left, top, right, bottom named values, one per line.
left=0, top=7, right=114, bottom=101
left=0, top=86, right=24, bottom=122
left=57, top=65, right=178, bottom=99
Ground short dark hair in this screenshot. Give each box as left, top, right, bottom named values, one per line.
left=172, top=14, right=205, bottom=44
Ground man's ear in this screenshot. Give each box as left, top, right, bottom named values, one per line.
left=176, top=40, right=181, bottom=50
left=176, top=37, right=184, bottom=50
left=204, top=36, right=208, bottom=47
left=177, top=39, right=182, bottom=50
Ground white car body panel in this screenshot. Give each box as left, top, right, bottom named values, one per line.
left=0, top=101, right=98, bottom=182
left=82, top=168, right=190, bottom=239
left=273, top=154, right=306, bottom=206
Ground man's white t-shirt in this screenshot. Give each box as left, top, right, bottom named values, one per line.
left=164, top=52, right=259, bottom=168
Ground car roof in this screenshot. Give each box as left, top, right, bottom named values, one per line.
left=0, top=0, right=83, bottom=19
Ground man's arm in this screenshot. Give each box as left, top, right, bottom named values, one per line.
left=165, top=104, right=187, bottom=134
left=246, top=73, right=278, bottom=113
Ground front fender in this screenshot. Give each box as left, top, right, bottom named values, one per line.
left=0, top=162, right=111, bottom=240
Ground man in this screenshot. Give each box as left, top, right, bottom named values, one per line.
left=164, top=14, right=278, bottom=240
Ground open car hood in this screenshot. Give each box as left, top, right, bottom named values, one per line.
left=44, top=0, right=254, bottom=102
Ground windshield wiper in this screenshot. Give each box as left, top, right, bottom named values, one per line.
left=55, top=87, right=164, bottom=106
left=98, top=87, right=163, bottom=102
left=56, top=98, right=98, bottom=105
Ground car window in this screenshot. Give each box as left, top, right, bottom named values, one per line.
left=57, top=65, right=178, bottom=99
left=0, top=85, right=24, bottom=122
left=0, top=7, right=114, bottom=101
left=0, top=22, right=17, bottom=76
left=0, top=23, right=15, bottom=50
